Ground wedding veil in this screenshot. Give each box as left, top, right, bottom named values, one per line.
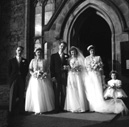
left=69, top=46, right=85, bottom=67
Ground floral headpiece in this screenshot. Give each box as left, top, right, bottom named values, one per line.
left=87, top=45, right=94, bottom=51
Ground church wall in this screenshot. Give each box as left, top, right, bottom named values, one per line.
left=43, top=0, right=129, bottom=89
left=0, top=0, right=26, bottom=84
left=0, top=0, right=129, bottom=84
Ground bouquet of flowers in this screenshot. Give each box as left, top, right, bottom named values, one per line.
left=90, top=61, right=102, bottom=71
left=110, top=83, right=121, bottom=90
left=71, top=65, right=82, bottom=72
left=33, top=70, right=47, bottom=79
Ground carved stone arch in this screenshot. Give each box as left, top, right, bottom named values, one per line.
left=55, top=0, right=128, bottom=71
left=55, top=0, right=127, bottom=38
left=50, top=0, right=128, bottom=73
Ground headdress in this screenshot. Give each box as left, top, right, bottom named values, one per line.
left=69, top=46, right=85, bottom=67
left=34, top=47, right=42, bottom=53
left=87, top=45, right=94, bottom=51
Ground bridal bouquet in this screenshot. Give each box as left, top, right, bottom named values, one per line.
left=71, top=65, right=82, bottom=72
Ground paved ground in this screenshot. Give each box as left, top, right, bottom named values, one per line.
left=0, top=85, right=129, bottom=127
left=7, top=111, right=129, bottom=127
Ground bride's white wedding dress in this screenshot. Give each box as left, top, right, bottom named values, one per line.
left=84, top=55, right=128, bottom=114
left=64, top=47, right=89, bottom=112
left=25, top=58, right=55, bottom=113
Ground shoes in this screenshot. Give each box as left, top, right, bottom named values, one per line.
left=34, top=112, right=42, bottom=115
left=89, top=111, right=95, bottom=113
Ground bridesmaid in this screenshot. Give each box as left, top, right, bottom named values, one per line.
left=84, top=45, right=128, bottom=115
left=104, top=70, right=128, bottom=99
left=25, top=48, right=55, bottom=115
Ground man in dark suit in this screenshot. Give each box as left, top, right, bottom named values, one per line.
left=8, top=46, right=28, bottom=115
left=50, top=40, right=69, bottom=112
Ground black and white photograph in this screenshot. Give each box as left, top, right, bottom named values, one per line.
left=0, top=0, right=129, bottom=127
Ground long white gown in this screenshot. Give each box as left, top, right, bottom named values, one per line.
left=64, top=57, right=89, bottom=112
left=25, top=58, right=55, bottom=113
left=84, top=55, right=128, bottom=114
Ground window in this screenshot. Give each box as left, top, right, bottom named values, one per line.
left=35, top=1, right=42, bottom=37
left=44, top=0, right=55, bottom=25
left=34, top=0, right=55, bottom=58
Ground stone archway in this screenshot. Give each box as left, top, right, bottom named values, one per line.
left=49, top=0, right=129, bottom=76
left=61, top=0, right=126, bottom=73
left=67, top=7, right=112, bottom=77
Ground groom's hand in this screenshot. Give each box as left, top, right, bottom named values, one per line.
left=63, top=65, right=70, bottom=70
left=52, top=77, right=56, bottom=82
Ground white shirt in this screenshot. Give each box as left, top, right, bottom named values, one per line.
left=58, top=52, right=63, bottom=58
left=16, top=56, right=21, bottom=63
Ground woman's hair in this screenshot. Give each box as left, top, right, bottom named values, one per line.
left=109, top=70, right=118, bottom=78
left=34, top=47, right=42, bottom=53
left=69, top=46, right=78, bottom=57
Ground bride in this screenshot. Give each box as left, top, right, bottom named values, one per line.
left=84, top=45, right=128, bottom=114
left=64, top=46, right=89, bottom=112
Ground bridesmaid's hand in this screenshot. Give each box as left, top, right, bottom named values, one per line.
left=42, top=72, right=47, bottom=78
left=32, top=71, right=38, bottom=78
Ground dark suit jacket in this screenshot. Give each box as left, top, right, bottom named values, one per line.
left=8, top=57, right=28, bottom=87
left=50, top=52, right=69, bottom=84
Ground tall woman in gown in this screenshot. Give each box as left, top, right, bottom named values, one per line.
left=84, top=45, right=128, bottom=114
left=25, top=48, right=55, bottom=114
left=64, top=46, right=89, bottom=112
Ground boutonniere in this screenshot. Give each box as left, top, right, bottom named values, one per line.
left=22, top=60, right=25, bottom=62
left=64, top=55, right=68, bottom=58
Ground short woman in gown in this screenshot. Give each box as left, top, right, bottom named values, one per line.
left=84, top=45, right=128, bottom=114
left=25, top=48, right=55, bottom=114
left=104, top=71, right=128, bottom=99
left=64, top=46, right=89, bottom=112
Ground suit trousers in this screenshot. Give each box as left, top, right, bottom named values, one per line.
left=53, top=72, right=67, bottom=111
left=9, top=75, right=25, bottom=113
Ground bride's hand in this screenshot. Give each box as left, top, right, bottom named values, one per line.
left=32, top=71, right=37, bottom=77
left=52, top=77, right=56, bottom=82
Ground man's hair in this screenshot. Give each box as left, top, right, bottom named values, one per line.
left=58, top=40, right=67, bottom=47
left=17, top=46, right=24, bottom=50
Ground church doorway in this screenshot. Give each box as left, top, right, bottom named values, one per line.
left=70, top=7, right=112, bottom=78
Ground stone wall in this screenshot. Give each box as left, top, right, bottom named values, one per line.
left=0, top=85, right=9, bottom=127
left=0, top=0, right=26, bottom=84
left=0, top=0, right=128, bottom=84
left=44, top=0, right=129, bottom=69
left=111, top=0, right=129, bottom=27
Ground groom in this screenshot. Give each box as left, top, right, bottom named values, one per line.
left=50, top=39, right=69, bottom=113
